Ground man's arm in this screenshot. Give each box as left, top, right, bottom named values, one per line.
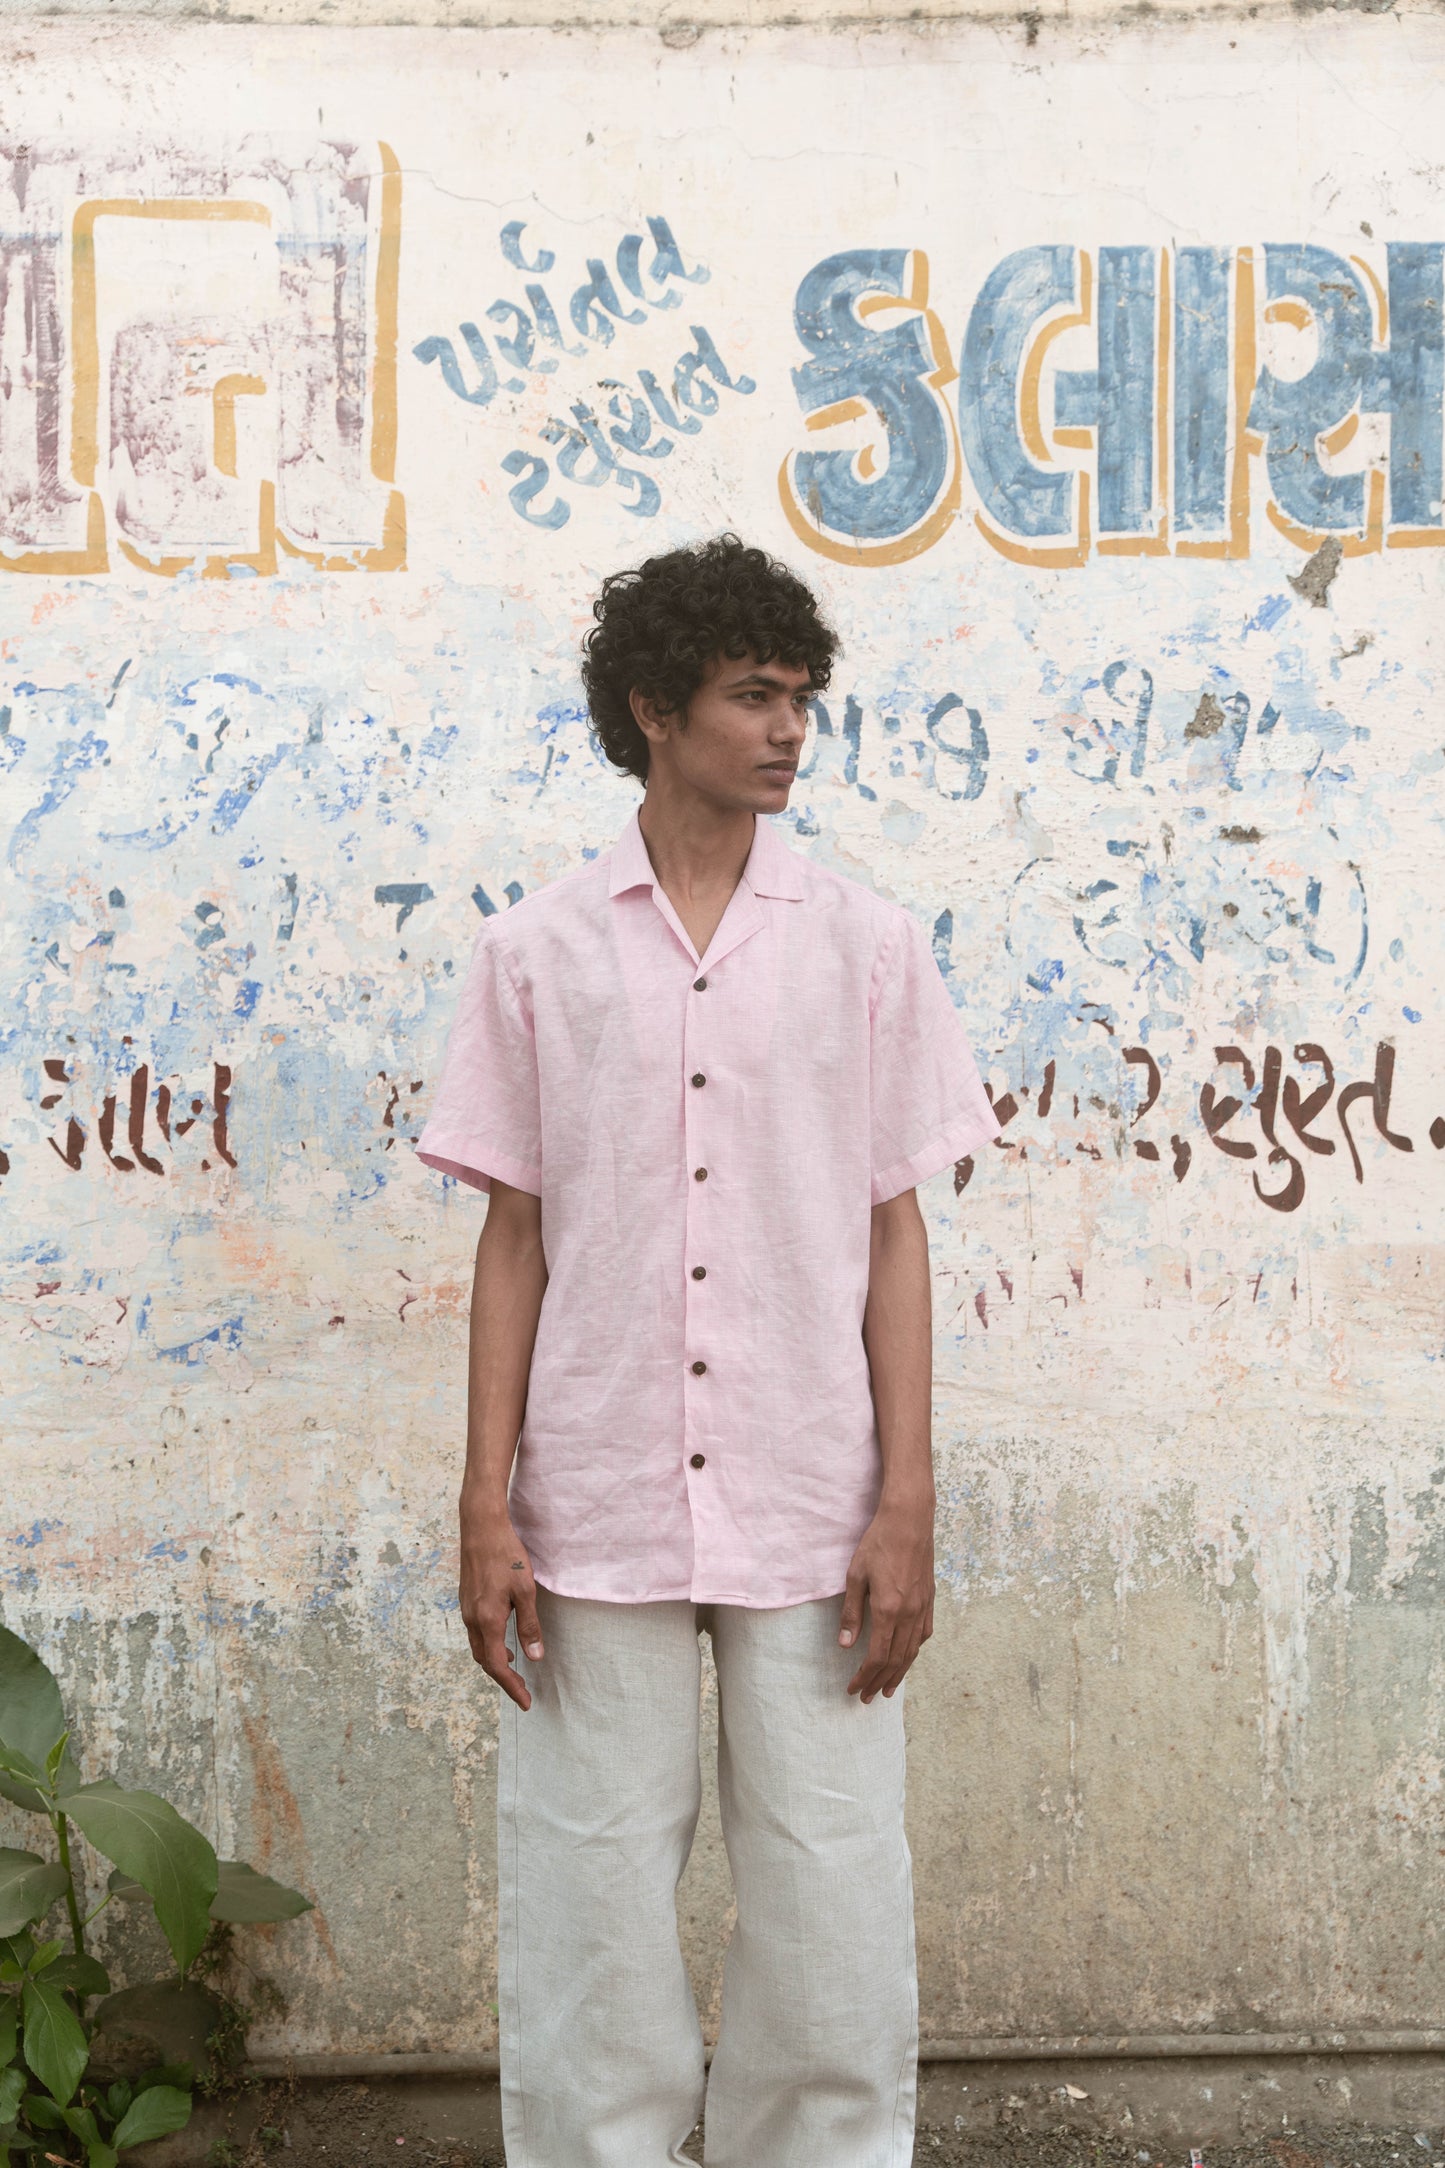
left=458, top=1176, right=549, bottom=1710
left=841, top=1187, right=936, bottom=1703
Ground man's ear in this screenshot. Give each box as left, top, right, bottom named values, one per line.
left=629, top=686, right=680, bottom=745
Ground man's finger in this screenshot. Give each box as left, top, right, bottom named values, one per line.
left=479, top=1621, right=533, bottom=1711
left=881, top=1624, right=927, bottom=1696
left=490, top=1657, right=532, bottom=1712
left=848, top=1606, right=897, bottom=1698
left=838, top=1567, right=867, bottom=1649
left=513, top=1583, right=545, bottom=1663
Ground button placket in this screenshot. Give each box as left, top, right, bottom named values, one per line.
left=684, top=962, right=711, bottom=1484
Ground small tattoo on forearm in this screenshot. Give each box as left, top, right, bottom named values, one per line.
left=511, top=1560, right=525, bottom=1570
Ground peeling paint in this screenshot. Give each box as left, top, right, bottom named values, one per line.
left=1289, top=537, right=1344, bottom=610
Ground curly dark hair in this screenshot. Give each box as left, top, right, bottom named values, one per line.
left=580, top=534, right=839, bottom=783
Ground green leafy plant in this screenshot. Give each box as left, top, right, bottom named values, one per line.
left=0, top=1626, right=311, bottom=2165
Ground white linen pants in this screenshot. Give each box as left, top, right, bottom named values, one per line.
left=497, top=1589, right=918, bottom=2168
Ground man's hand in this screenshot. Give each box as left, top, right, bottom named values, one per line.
left=459, top=1503, right=545, bottom=1711
left=849, top=1186, right=937, bottom=1704
left=458, top=1179, right=548, bottom=1711
left=839, top=1490, right=935, bottom=1704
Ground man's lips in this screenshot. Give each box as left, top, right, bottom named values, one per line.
left=760, top=762, right=797, bottom=775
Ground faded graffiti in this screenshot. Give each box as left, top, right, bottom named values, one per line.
left=0, top=138, right=405, bottom=576
left=414, top=218, right=755, bottom=526
left=35, top=1055, right=235, bottom=1177
left=17, top=1030, right=1431, bottom=1221
left=957, top=1034, right=1435, bottom=1213
left=781, top=243, right=1445, bottom=567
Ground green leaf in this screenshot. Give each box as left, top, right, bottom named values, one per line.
left=41, top=1957, right=108, bottom=1998
left=65, top=2099, right=120, bottom=2162
left=19, top=2091, right=62, bottom=2127
left=210, top=1863, right=312, bottom=1924
left=0, top=1636, right=65, bottom=1779
left=0, top=1861, right=67, bottom=1945
left=0, top=2070, right=20, bottom=2123
left=0, top=1940, right=33, bottom=1974
left=61, top=2101, right=100, bottom=2145
left=0, top=1750, right=80, bottom=1819
left=133, top=2065, right=191, bottom=2094
left=110, top=2085, right=191, bottom=2153
left=23, top=1947, right=60, bottom=1981
left=57, top=1787, right=216, bottom=1975
left=0, top=1995, right=17, bottom=2064
left=103, top=1873, right=145, bottom=1905
left=104, top=2082, right=130, bottom=2123
left=0, top=1750, right=45, bottom=1821
left=20, top=1976, right=88, bottom=2106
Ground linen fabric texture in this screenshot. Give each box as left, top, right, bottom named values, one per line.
left=498, top=1588, right=918, bottom=2168
left=416, top=808, right=1000, bottom=1606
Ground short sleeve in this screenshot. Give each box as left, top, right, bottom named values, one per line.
left=868, top=910, right=1001, bottom=1205
left=414, top=925, right=543, bottom=1195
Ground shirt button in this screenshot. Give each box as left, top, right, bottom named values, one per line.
left=694, top=1167, right=707, bottom=1181
left=691, top=1072, right=706, bottom=1088
left=693, top=977, right=707, bottom=992
left=691, top=1359, right=707, bottom=1375
left=690, top=1453, right=706, bottom=1468
left=692, top=1265, right=706, bottom=1280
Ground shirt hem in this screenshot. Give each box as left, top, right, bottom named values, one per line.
left=871, top=1106, right=1003, bottom=1205
left=533, top=1566, right=851, bottom=1610
left=414, top=1134, right=543, bottom=1196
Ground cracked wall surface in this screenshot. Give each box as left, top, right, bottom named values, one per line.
left=2, top=14, right=1443, bottom=2057
left=12, top=0, right=1442, bottom=27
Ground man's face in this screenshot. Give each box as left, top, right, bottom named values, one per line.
left=636, top=652, right=814, bottom=811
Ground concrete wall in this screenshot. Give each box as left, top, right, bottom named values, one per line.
left=3, top=11, right=1444, bottom=2079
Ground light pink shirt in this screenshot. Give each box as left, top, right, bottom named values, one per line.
left=416, top=809, right=1000, bottom=1607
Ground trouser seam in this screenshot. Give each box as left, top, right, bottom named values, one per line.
left=502, top=1629, right=527, bottom=2167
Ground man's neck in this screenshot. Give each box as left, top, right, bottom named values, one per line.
left=636, top=790, right=755, bottom=901
left=636, top=789, right=756, bottom=959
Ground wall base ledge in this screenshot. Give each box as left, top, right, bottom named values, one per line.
left=247, top=2032, right=1445, bottom=2081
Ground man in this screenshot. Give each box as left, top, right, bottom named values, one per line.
left=416, top=534, right=999, bottom=2168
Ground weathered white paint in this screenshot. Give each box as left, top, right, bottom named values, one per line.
left=2, top=15, right=1443, bottom=2065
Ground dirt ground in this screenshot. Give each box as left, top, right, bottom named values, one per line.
left=190, top=2083, right=1444, bottom=2168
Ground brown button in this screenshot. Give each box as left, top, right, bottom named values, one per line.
left=690, top=1453, right=706, bottom=1468
left=691, top=1359, right=707, bottom=1375
left=692, top=1265, right=706, bottom=1280
left=693, top=977, right=707, bottom=992
left=694, top=1167, right=707, bottom=1181
left=691, top=1072, right=706, bottom=1088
